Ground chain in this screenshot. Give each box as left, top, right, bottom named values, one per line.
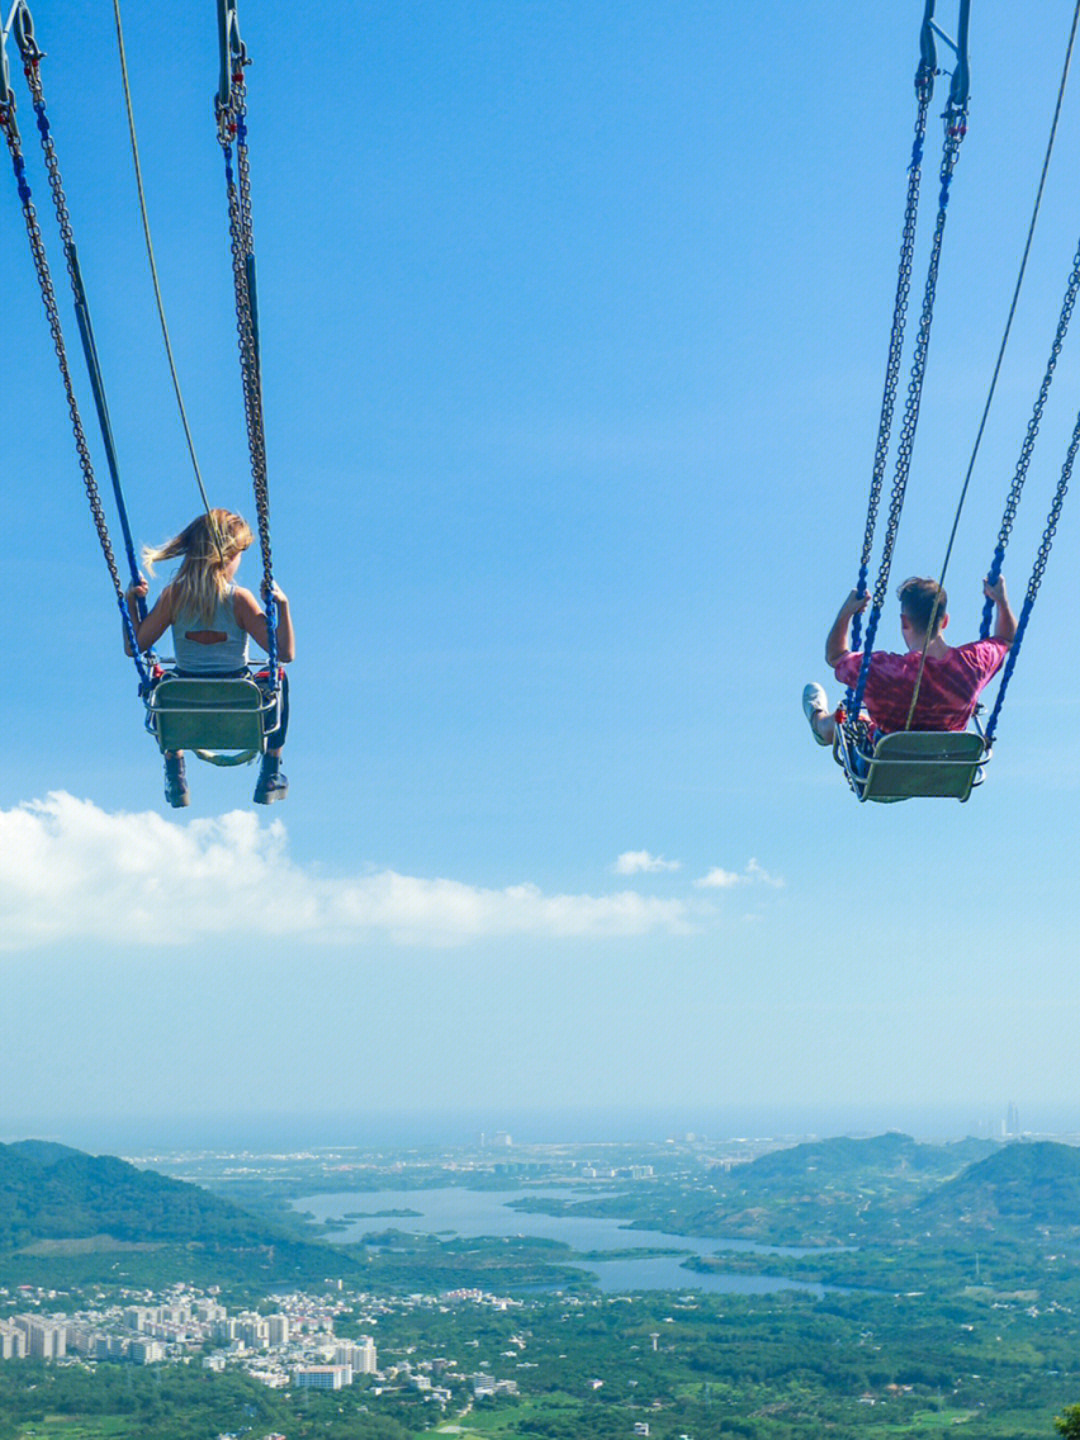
left=218, top=72, right=276, bottom=673
left=1, top=89, right=147, bottom=682
left=984, top=412, right=1079, bottom=745
left=977, top=236, right=1080, bottom=640
left=849, top=115, right=966, bottom=721
left=852, top=92, right=931, bottom=655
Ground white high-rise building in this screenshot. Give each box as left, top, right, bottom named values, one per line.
left=0, top=1324, right=27, bottom=1359
left=26, top=1320, right=66, bottom=1360
left=294, top=1365, right=352, bottom=1390
left=333, top=1338, right=376, bottom=1373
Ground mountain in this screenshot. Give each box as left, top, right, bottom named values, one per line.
left=0, top=1140, right=363, bottom=1291
left=0, top=1141, right=293, bottom=1251
left=915, top=1140, right=1080, bottom=1236
left=724, top=1132, right=997, bottom=1192
left=4, top=1140, right=85, bottom=1166
left=665, top=1133, right=1003, bottom=1244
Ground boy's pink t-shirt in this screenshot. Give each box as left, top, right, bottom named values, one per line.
left=833, top=639, right=1009, bottom=734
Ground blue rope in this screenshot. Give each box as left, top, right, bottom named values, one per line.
left=31, top=97, right=145, bottom=606
left=118, top=594, right=151, bottom=688
left=3, top=106, right=149, bottom=687
left=13, top=151, right=30, bottom=204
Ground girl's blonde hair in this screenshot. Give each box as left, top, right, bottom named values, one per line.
left=143, top=510, right=253, bottom=625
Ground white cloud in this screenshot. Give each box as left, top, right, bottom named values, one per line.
left=612, top=850, right=681, bottom=875
left=695, top=866, right=742, bottom=889
left=695, top=858, right=784, bottom=891
left=0, top=794, right=690, bottom=950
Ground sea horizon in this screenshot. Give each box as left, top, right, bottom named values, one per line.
left=4, top=1101, right=1078, bottom=1157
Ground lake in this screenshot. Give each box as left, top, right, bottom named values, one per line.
left=294, top=1187, right=829, bottom=1296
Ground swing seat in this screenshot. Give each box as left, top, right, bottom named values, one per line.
left=838, top=726, right=989, bottom=803
left=144, top=673, right=280, bottom=765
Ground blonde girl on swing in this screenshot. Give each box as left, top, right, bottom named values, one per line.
left=124, top=508, right=295, bottom=807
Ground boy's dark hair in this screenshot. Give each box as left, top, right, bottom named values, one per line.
left=897, top=576, right=947, bottom=637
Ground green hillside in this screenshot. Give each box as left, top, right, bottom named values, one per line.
left=0, top=1141, right=287, bottom=1250
left=0, top=1140, right=362, bottom=1290
left=916, top=1139, right=1080, bottom=1236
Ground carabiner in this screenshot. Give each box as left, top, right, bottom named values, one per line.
left=216, top=0, right=249, bottom=113
left=12, top=1, right=44, bottom=67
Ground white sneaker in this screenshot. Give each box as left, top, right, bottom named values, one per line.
left=802, top=683, right=832, bottom=746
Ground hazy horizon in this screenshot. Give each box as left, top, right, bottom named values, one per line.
left=4, top=1101, right=1077, bottom=1157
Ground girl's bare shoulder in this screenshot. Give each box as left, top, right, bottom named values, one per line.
left=231, top=586, right=262, bottom=617
left=156, top=581, right=178, bottom=619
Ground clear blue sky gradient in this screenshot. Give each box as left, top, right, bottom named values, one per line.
left=2, top=0, right=1080, bottom=1145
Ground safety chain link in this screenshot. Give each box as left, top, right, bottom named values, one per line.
left=849, top=113, right=967, bottom=722
left=0, top=83, right=147, bottom=682
left=978, top=235, right=1080, bottom=639
left=217, top=72, right=276, bottom=674
left=852, top=88, right=932, bottom=655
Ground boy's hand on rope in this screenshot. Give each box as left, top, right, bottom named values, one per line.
left=841, top=589, right=871, bottom=618
left=983, top=574, right=1008, bottom=606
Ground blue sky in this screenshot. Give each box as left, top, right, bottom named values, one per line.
left=2, top=0, right=1080, bottom=1148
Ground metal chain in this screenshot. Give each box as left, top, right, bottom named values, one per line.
left=984, top=411, right=1079, bottom=745
left=1, top=89, right=147, bottom=682
left=236, top=124, right=272, bottom=586
left=978, top=235, right=1080, bottom=638
left=852, top=88, right=932, bottom=655
left=850, top=116, right=966, bottom=720
left=217, top=72, right=276, bottom=674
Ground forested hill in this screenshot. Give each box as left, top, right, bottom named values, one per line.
left=0, top=1140, right=295, bottom=1252
left=915, top=1139, right=1080, bottom=1237
left=726, top=1132, right=996, bottom=1190
left=681, top=1135, right=1078, bottom=1244
left=676, top=1132, right=1002, bottom=1242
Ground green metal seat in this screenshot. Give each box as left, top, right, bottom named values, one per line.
left=838, top=726, right=988, bottom=803
left=145, top=674, right=279, bottom=766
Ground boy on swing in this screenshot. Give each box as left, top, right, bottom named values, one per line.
left=803, top=574, right=1017, bottom=747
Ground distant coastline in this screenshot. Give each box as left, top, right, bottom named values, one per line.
left=7, top=1102, right=1079, bottom=1156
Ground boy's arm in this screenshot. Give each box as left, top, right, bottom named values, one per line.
left=983, top=575, right=1017, bottom=646
left=826, top=590, right=870, bottom=669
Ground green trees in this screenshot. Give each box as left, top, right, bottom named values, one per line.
left=1055, top=1404, right=1080, bottom=1438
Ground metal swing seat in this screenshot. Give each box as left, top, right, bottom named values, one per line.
left=834, top=709, right=990, bottom=803
left=144, top=669, right=280, bottom=767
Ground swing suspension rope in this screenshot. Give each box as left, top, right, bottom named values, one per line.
left=0, top=3, right=148, bottom=685
left=215, top=0, right=277, bottom=677
left=901, top=0, right=1080, bottom=736
left=848, top=38, right=970, bottom=724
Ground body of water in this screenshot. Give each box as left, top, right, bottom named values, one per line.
left=295, top=1187, right=828, bottom=1296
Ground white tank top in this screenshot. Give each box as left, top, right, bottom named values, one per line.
left=171, top=584, right=250, bottom=674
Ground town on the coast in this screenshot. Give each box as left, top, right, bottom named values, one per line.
left=0, top=1281, right=529, bottom=1408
